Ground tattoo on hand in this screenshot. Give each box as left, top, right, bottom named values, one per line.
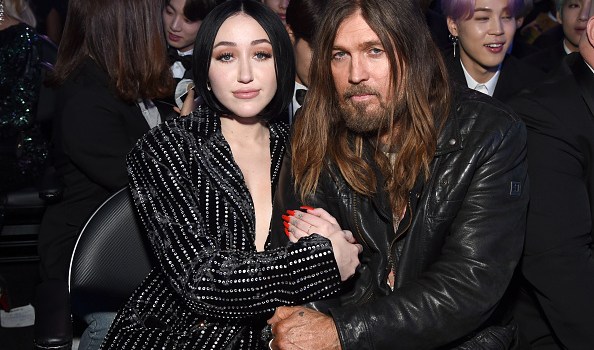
left=299, top=311, right=304, bottom=317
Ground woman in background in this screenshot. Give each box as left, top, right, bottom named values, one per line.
left=34, top=0, right=173, bottom=348
left=102, top=1, right=361, bottom=349
left=0, top=0, right=48, bottom=193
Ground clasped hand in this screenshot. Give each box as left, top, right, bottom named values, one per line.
left=282, top=207, right=362, bottom=281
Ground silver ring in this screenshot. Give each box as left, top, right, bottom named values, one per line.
left=268, top=339, right=274, bottom=349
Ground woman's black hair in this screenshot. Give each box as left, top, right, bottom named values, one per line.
left=193, top=0, right=295, bottom=121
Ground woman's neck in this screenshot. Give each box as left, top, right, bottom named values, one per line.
left=220, top=114, right=268, bottom=145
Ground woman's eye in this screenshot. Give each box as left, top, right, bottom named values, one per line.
left=254, top=51, right=272, bottom=60
left=216, top=53, right=233, bottom=62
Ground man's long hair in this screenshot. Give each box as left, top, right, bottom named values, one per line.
left=292, top=0, right=451, bottom=214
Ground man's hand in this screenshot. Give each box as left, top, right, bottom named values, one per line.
left=267, top=306, right=341, bottom=350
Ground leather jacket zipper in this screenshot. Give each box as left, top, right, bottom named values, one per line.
left=387, top=195, right=413, bottom=290
left=351, top=194, right=371, bottom=252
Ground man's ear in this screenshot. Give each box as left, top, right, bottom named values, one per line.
left=556, top=10, right=563, bottom=24
left=286, top=25, right=296, bottom=46
left=587, top=16, right=594, bottom=48
left=446, top=17, right=459, bottom=36
left=516, top=16, right=525, bottom=28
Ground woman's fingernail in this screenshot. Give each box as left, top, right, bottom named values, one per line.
left=284, top=228, right=290, bottom=237
left=286, top=210, right=295, bottom=216
left=281, top=215, right=290, bottom=222
left=300, top=206, right=314, bottom=211
left=283, top=221, right=289, bottom=229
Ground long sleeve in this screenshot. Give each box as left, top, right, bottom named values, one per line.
left=514, top=91, right=594, bottom=348
left=126, top=116, right=342, bottom=320
left=333, top=117, right=527, bottom=349
left=60, top=89, right=147, bottom=191
left=0, top=25, right=40, bottom=134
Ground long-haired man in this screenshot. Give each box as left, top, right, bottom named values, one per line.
left=268, top=0, right=529, bottom=348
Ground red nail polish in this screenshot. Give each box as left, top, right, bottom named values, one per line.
left=281, top=215, right=290, bottom=222
left=300, top=206, right=314, bottom=211
left=286, top=210, right=295, bottom=216
left=284, top=228, right=290, bottom=237
left=283, top=221, right=289, bottom=228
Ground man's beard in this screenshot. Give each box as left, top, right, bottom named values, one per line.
left=338, top=84, right=391, bottom=134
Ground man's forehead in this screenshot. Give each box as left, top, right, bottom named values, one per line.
left=333, top=12, right=381, bottom=46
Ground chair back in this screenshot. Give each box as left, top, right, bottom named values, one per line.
left=68, top=187, right=153, bottom=318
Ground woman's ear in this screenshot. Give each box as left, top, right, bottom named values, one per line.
left=446, top=17, right=459, bottom=36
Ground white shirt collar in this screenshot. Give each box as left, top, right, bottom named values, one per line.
left=586, top=61, right=594, bottom=75
left=178, top=48, right=193, bottom=56
left=562, top=41, right=574, bottom=55
left=460, top=61, right=501, bottom=97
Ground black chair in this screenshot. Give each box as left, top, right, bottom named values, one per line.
left=69, top=186, right=154, bottom=320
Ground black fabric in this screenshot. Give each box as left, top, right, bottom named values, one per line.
left=508, top=53, right=594, bottom=349
left=168, top=47, right=193, bottom=71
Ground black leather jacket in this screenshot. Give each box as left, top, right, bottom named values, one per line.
left=271, top=87, right=528, bottom=349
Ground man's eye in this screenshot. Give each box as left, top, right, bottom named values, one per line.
left=370, top=48, right=383, bottom=55
left=332, top=51, right=347, bottom=60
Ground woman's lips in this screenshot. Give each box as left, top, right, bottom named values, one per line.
left=233, top=89, right=260, bottom=99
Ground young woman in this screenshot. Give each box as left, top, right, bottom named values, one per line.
left=101, top=1, right=361, bottom=349
left=34, top=0, right=173, bottom=348
left=442, top=0, right=543, bottom=102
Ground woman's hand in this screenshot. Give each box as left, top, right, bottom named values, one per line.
left=283, top=207, right=361, bottom=281
left=282, top=207, right=342, bottom=240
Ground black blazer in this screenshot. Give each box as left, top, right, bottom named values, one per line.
left=522, top=40, right=567, bottom=73
left=442, top=50, right=544, bottom=102
left=38, top=58, right=150, bottom=280
left=508, top=53, right=594, bottom=349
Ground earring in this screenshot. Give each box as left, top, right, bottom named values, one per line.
left=206, top=81, right=211, bottom=91
left=448, top=34, right=459, bottom=58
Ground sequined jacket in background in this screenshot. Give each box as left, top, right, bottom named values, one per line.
left=102, top=109, right=343, bottom=350
left=0, top=23, right=48, bottom=192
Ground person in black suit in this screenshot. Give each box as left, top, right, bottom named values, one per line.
left=508, top=5, right=594, bottom=348
left=163, top=0, right=223, bottom=110
left=34, top=0, right=174, bottom=348
left=442, top=0, right=544, bottom=102
left=523, top=0, right=591, bottom=72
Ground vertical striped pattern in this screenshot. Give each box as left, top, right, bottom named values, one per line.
left=101, top=107, right=342, bottom=349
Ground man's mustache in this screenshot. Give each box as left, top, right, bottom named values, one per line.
left=343, top=85, right=380, bottom=100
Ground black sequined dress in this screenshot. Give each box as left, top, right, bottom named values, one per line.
left=0, top=23, right=48, bottom=192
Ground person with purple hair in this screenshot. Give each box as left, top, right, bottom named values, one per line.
left=442, top=0, right=543, bottom=102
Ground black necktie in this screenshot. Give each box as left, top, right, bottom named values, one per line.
left=295, top=89, right=307, bottom=106
left=168, top=48, right=193, bottom=71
